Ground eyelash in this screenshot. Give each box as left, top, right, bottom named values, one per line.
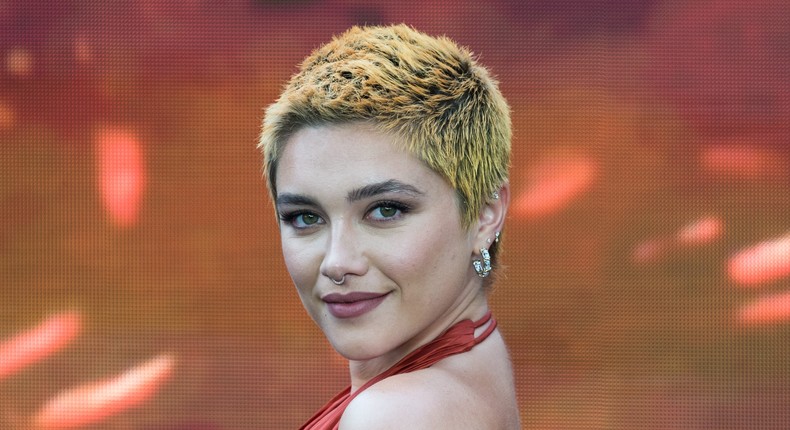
left=278, top=200, right=412, bottom=229
left=278, top=211, right=323, bottom=229
left=366, top=200, right=411, bottom=221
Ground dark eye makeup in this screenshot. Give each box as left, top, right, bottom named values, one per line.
left=277, top=198, right=415, bottom=230
left=366, top=200, right=412, bottom=221
left=278, top=210, right=324, bottom=229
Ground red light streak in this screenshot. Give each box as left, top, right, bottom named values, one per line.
left=701, top=145, right=787, bottom=180
left=33, top=354, right=175, bottom=429
left=728, top=233, right=790, bottom=286
left=513, top=156, right=597, bottom=220
left=96, top=127, right=146, bottom=227
left=632, top=216, right=724, bottom=264
left=5, top=47, right=32, bottom=77
left=0, top=312, right=82, bottom=381
left=676, top=216, right=723, bottom=246
left=739, top=291, right=790, bottom=326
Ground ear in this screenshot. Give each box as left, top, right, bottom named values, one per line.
left=472, top=182, right=510, bottom=250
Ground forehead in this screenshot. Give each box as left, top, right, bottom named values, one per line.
left=276, top=123, right=441, bottom=194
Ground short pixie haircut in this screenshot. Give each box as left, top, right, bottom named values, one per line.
left=259, top=24, right=511, bottom=229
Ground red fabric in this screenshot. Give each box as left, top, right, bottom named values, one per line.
left=300, top=312, right=497, bottom=430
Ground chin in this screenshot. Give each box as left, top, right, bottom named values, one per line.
left=333, top=349, right=370, bottom=361
left=326, top=333, right=392, bottom=361
left=328, top=338, right=373, bottom=360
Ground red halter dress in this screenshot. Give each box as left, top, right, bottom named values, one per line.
left=300, top=312, right=497, bottom=430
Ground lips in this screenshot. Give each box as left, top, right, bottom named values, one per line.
left=322, top=292, right=389, bottom=319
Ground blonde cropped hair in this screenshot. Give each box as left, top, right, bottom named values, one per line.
left=259, top=24, right=511, bottom=229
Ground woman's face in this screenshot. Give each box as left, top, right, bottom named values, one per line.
left=274, top=122, right=483, bottom=363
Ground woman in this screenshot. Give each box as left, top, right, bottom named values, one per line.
left=259, top=24, right=520, bottom=429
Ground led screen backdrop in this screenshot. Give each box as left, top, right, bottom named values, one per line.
left=2, top=1, right=789, bottom=428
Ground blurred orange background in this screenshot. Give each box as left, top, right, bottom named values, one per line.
left=2, top=1, right=789, bottom=428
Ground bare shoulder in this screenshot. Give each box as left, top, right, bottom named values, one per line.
left=339, top=331, right=521, bottom=430
left=339, top=370, right=468, bottom=430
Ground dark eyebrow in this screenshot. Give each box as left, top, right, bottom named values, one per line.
left=275, top=193, right=319, bottom=209
left=275, top=180, right=423, bottom=209
left=347, top=179, right=424, bottom=202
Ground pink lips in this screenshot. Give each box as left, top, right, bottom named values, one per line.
left=322, top=292, right=389, bottom=319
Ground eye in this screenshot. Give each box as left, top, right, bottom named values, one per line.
left=280, top=211, right=324, bottom=229
left=367, top=201, right=410, bottom=221
left=296, top=213, right=321, bottom=226
left=375, top=206, right=399, bottom=218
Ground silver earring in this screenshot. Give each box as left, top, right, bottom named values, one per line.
left=491, top=191, right=500, bottom=200
left=331, top=275, right=345, bottom=285
left=472, top=248, right=492, bottom=278
left=495, top=231, right=500, bottom=243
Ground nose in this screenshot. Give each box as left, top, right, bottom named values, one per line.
left=319, top=219, right=367, bottom=284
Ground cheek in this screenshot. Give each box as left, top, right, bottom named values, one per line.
left=381, top=224, right=468, bottom=277
left=281, top=241, right=320, bottom=292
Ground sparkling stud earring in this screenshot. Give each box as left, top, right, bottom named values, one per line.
left=473, top=248, right=492, bottom=278
left=491, top=191, right=500, bottom=200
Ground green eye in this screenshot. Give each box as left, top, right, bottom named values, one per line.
left=377, top=206, right=398, bottom=218
left=379, top=206, right=398, bottom=218
left=300, top=213, right=319, bottom=225
left=367, top=201, right=409, bottom=221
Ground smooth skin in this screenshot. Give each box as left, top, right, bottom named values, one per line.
left=275, top=122, right=520, bottom=429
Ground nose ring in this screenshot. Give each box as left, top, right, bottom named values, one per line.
left=331, top=275, right=345, bottom=285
